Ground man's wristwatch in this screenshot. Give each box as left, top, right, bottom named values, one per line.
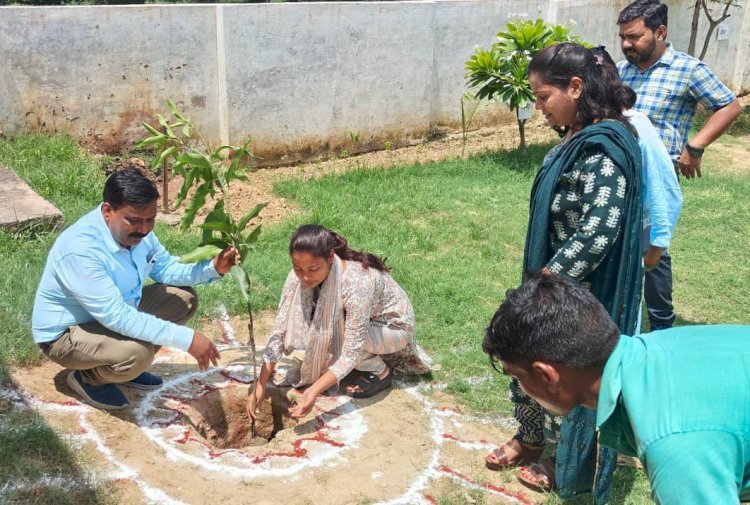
left=686, top=143, right=705, bottom=158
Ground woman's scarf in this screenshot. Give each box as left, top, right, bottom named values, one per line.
left=522, top=120, right=643, bottom=504
left=523, top=120, right=643, bottom=334
left=283, top=255, right=345, bottom=387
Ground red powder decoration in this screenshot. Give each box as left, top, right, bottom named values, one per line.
left=438, top=465, right=532, bottom=505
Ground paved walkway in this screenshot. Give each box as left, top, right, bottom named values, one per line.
left=0, top=165, right=63, bottom=232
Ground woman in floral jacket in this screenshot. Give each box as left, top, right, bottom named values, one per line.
left=247, top=224, right=430, bottom=419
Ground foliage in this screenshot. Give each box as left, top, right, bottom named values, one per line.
left=137, top=101, right=266, bottom=423
left=136, top=100, right=265, bottom=267
left=465, top=18, right=587, bottom=152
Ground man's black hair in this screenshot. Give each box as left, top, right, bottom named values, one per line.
left=617, top=0, right=668, bottom=31
left=482, top=273, right=620, bottom=369
left=102, top=166, right=160, bottom=210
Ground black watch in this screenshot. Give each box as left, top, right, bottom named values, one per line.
left=686, top=143, right=704, bottom=158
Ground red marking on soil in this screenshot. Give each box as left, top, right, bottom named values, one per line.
left=438, top=465, right=532, bottom=505
left=113, top=477, right=137, bottom=484
left=219, top=370, right=254, bottom=384
left=38, top=398, right=82, bottom=407
left=423, top=493, right=438, bottom=504
left=249, top=430, right=346, bottom=464
left=171, top=415, right=346, bottom=464
left=441, top=433, right=490, bottom=445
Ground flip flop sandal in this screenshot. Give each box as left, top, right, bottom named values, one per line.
left=517, top=457, right=556, bottom=493
left=346, top=372, right=393, bottom=399
left=485, top=439, right=544, bottom=471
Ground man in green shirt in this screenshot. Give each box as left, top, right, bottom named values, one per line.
left=483, top=273, right=750, bottom=504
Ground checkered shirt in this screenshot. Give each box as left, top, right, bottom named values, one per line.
left=618, top=43, right=735, bottom=161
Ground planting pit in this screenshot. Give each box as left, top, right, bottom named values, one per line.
left=183, top=385, right=298, bottom=449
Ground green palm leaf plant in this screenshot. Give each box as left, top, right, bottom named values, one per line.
left=466, top=18, right=587, bottom=153
left=137, top=100, right=266, bottom=431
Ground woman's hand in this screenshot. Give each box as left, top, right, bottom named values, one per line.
left=247, top=362, right=275, bottom=419
left=287, top=370, right=338, bottom=419
left=289, top=388, right=318, bottom=418
left=246, top=381, right=266, bottom=420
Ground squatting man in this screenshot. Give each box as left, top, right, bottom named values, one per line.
left=32, top=166, right=238, bottom=410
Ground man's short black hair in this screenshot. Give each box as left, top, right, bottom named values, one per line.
left=102, top=166, right=159, bottom=210
left=618, top=0, right=668, bottom=31
left=482, top=273, right=620, bottom=369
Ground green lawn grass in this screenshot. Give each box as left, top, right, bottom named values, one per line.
left=1, top=121, right=748, bottom=503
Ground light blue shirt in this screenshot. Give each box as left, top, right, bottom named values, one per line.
left=32, top=205, right=220, bottom=351
left=626, top=110, right=682, bottom=249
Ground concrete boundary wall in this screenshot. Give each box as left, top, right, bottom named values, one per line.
left=0, top=1, right=747, bottom=164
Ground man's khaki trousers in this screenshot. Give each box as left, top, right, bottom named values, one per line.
left=41, top=284, right=197, bottom=386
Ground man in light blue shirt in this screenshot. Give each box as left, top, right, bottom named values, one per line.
left=483, top=273, right=750, bottom=504
left=32, top=166, right=238, bottom=409
left=625, top=109, right=682, bottom=270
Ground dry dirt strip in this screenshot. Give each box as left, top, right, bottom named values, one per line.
left=8, top=315, right=541, bottom=505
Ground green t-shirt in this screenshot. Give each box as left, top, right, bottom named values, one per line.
left=597, top=325, right=750, bottom=504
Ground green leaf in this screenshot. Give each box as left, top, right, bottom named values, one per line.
left=178, top=244, right=222, bottom=264
left=178, top=151, right=214, bottom=176
left=229, top=265, right=250, bottom=304
left=152, top=146, right=178, bottom=170
left=135, top=135, right=166, bottom=148
left=167, top=99, right=181, bottom=118
left=237, top=203, right=268, bottom=231
left=174, top=170, right=195, bottom=208
left=199, top=238, right=230, bottom=249
left=200, top=200, right=228, bottom=241
left=180, top=181, right=212, bottom=232
left=143, top=122, right=162, bottom=136
left=243, top=225, right=262, bottom=245
left=199, top=220, right=232, bottom=233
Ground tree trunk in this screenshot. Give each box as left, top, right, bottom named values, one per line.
left=246, top=300, right=257, bottom=436
left=162, top=159, right=170, bottom=213
left=699, top=23, right=719, bottom=59
left=688, top=0, right=702, bottom=55
left=698, top=0, right=734, bottom=60
left=518, top=118, right=527, bottom=154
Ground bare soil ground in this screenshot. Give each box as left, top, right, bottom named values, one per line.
left=10, top=312, right=539, bottom=505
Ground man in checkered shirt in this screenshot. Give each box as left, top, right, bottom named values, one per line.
left=616, top=0, right=741, bottom=331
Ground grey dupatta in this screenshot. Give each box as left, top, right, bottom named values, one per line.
left=283, top=255, right=345, bottom=387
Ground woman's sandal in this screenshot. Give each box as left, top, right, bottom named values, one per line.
left=485, top=439, right=544, bottom=471
left=345, top=371, right=393, bottom=399
left=517, top=456, right=556, bottom=492
left=339, top=369, right=365, bottom=389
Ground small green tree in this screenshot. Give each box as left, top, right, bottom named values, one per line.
left=466, top=18, right=587, bottom=153
left=137, top=100, right=265, bottom=431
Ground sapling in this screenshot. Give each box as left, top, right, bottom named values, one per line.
left=137, top=99, right=266, bottom=433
